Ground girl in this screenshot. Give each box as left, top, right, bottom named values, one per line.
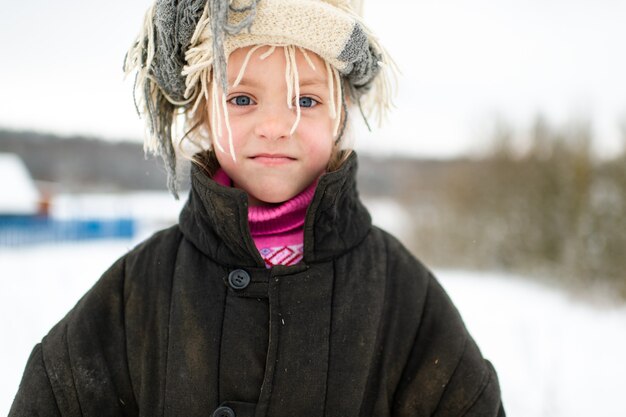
left=10, top=1, right=504, bottom=416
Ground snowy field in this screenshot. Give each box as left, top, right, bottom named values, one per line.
left=2, top=196, right=626, bottom=416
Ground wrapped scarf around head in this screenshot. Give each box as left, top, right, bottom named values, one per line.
left=124, top=0, right=395, bottom=197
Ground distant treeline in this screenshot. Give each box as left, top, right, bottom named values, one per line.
left=0, top=129, right=167, bottom=191
left=400, top=117, right=626, bottom=298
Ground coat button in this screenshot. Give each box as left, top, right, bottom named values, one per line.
left=228, top=269, right=251, bottom=290
left=212, top=406, right=235, bottom=417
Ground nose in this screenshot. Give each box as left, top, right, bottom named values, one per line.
left=253, top=105, right=293, bottom=141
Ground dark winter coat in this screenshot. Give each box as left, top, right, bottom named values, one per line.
left=10, top=153, right=504, bottom=417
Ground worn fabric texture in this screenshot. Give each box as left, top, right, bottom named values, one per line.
left=10, top=153, right=505, bottom=417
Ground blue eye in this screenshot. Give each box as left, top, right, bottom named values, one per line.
left=298, top=97, right=318, bottom=108
left=229, top=95, right=254, bottom=106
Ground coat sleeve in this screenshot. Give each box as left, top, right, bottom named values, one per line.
left=392, top=273, right=505, bottom=417
left=9, top=256, right=138, bottom=417
left=9, top=343, right=62, bottom=417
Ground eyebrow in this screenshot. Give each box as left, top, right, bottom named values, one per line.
left=299, top=77, right=327, bottom=88
left=230, top=76, right=263, bottom=89
left=230, top=76, right=328, bottom=89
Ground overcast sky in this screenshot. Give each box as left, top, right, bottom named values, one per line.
left=1, top=0, right=625, bottom=158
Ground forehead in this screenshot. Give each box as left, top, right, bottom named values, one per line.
left=226, top=45, right=329, bottom=85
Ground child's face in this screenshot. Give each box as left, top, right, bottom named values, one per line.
left=210, top=46, right=336, bottom=206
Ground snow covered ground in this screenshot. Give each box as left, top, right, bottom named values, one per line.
left=440, top=271, right=626, bottom=417
left=1, top=194, right=625, bottom=415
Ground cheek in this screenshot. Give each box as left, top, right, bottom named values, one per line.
left=210, top=117, right=248, bottom=160
left=298, top=125, right=335, bottom=169
left=214, top=149, right=237, bottom=177
left=299, top=117, right=334, bottom=148
left=304, top=137, right=334, bottom=168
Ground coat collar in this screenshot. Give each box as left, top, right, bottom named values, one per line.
left=179, top=152, right=372, bottom=268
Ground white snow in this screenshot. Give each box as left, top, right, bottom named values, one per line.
left=51, top=191, right=186, bottom=222
left=1, top=195, right=626, bottom=416
left=438, top=271, right=626, bottom=417
left=0, top=153, right=39, bottom=215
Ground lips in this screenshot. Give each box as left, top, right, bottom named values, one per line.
left=249, top=153, right=296, bottom=165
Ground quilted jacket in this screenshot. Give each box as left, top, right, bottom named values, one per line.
left=10, top=153, right=504, bottom=417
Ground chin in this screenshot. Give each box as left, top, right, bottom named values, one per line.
left=249, top=186, right=298, bottom=206
left=253, top=193, right=293, bottom=205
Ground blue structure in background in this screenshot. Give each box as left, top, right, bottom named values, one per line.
left=0, top=152, right=136, bottom=247
left=0, top=216, right=135, bottom=247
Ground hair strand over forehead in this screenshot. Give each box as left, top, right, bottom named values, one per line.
left=207, top=45, right=345, bottom=162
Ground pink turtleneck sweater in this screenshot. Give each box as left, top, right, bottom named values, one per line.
left=213, top=169, right=315, bottom=268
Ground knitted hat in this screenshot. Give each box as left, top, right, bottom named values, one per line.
left=124, top=0, right=395, bottom=196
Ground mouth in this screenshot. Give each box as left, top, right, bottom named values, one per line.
left=249, top=154, right=297, bottom=165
